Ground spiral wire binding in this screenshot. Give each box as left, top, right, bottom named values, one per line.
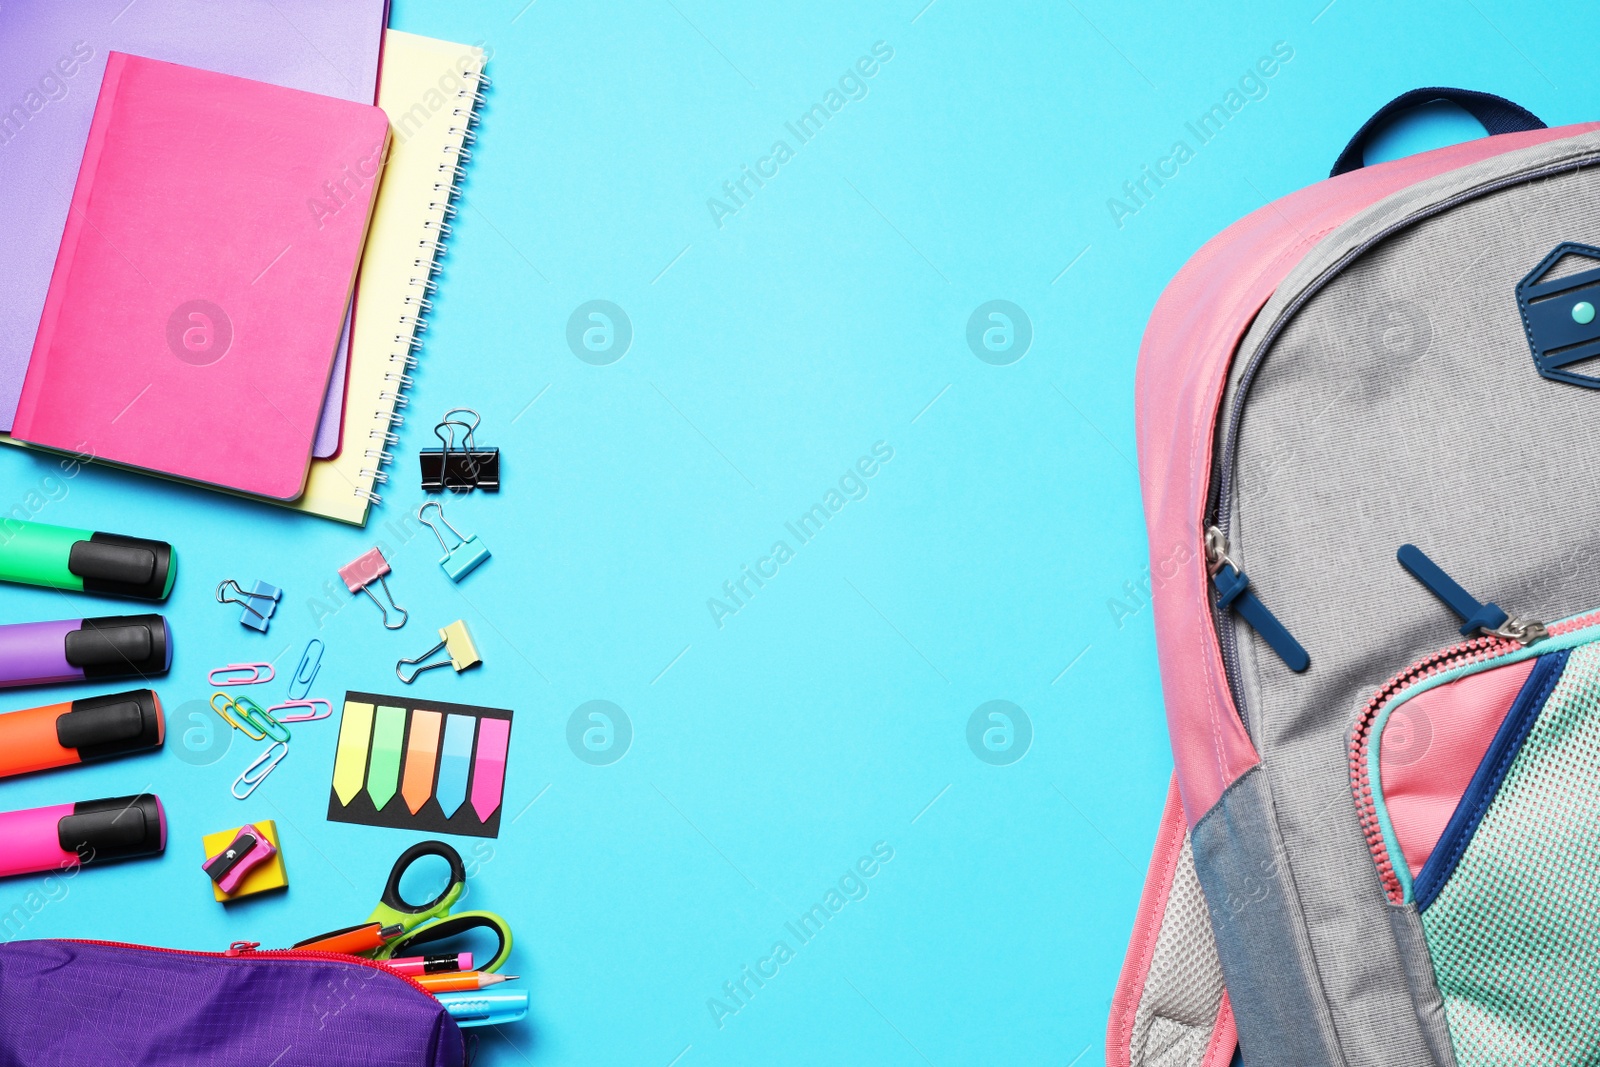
left=358, top=60, right=487, bottom=506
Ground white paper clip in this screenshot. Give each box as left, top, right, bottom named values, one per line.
left=232, top=742, right=289, bottom=800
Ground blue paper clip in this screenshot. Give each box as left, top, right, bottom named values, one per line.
left=417, top=501, right=490, bottom=582
left=216, top=579, right=282, bottom=632
left=288, top=638, right=324, bottom=700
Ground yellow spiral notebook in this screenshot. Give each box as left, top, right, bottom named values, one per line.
left=285, top=29, right=486, bottom=524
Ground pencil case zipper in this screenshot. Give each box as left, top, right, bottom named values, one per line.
left=65, top=937, right=441, bottom=1000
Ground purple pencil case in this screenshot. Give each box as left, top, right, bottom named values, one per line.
left=0, top=939, right=464, bottom=1066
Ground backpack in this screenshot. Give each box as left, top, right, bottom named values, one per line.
left=1107, top=87, right=1600, bottom=1067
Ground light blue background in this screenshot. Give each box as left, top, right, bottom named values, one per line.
left=1, top=0, right=1591, bottom=1063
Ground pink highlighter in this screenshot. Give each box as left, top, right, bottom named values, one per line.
left=0, top=794, right=166, bottom=878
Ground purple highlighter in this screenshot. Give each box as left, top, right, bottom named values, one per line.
left=0, top=615, right=171, bottom=689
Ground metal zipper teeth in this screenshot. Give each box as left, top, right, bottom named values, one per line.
left=1207, top=147, right=1600, bottom=720
left=1347, top=608, right=1600, bottom=904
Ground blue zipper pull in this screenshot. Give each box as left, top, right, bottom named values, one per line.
left=1397, top=544, right=1547, bottom=644
left=1206, top=527, right=1309, bottom=673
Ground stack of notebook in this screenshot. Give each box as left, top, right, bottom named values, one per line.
left=0, top=3, right=485, bottom=524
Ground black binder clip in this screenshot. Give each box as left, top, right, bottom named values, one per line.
left=419, top=408, right=499, bottom=492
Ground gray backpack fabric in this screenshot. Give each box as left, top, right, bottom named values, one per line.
left=1110, top=93, right=1600, bottom=1067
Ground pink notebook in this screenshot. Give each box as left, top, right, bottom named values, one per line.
left=14, top=52, right=390, bottom=500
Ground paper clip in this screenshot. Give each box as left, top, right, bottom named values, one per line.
left=233, top=695, right=291, bottom=743
left=417, top=501, right=491, bottom=582
left=232, top=742, right=289, bottom=800
left=397, top=620, right=482, bottom=683
left=269, top=698, right=333, bottom=723
left=420, top=407, right=499, bottom=492
left=212, top=692, right=266, bottom=742
left=215, top=579, right=282, bottom=633
left=209, top=663, right=275, bottom=686
left=339, top=548, right=408, bottom=630
left=288, top=638, right=324, bottom=700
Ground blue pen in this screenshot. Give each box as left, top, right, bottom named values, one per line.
left=436, top=989, right=529, bottom=1027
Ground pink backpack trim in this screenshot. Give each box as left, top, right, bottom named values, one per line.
left=1107, top=774, right=1237, bottom=1067
left=1133, top=123, right=1598, bottom=827
left=1106, top=774, right=1189, bottom=1067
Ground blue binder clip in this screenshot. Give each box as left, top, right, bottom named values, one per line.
left=417, top=502, right=490, bottom=582
left=216, top=579, right=282, bottom=632
left=1517, top=241, right=1600, bottom=389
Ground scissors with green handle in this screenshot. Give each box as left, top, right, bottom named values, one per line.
left=296, top=840, right=513, bottom=973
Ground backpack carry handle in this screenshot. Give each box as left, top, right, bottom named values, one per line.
left=1330, top=87, right=1545, bottom=177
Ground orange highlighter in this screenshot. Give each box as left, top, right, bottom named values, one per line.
left=0, top=689, right=163, bottom=779
left=293, top=922, right=405, bottom=955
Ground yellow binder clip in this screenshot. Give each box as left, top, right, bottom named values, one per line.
left=396, top=620, right=481, bottom=684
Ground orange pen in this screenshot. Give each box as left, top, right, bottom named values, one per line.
left=415, top=971, right=519, bottom=993
left=0, top=690, right=162, bottom=779
left=293, top=922, right=404, bottom=955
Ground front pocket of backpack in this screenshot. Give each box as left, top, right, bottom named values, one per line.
left=1374, top=637, right=1600, bottom=1067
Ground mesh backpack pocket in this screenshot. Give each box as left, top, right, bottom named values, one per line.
left=1352, top=617, right=1600, bottom=1067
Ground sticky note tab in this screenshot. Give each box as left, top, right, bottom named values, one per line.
left=401, top=709, right=443, bottom=814
left=436, top=713, right=476, bottom=819
left=470, top=716, right=510, bottom=823
left=332, top=701, right=375, bottom=805
left=367, top=705, right=407, bottom=811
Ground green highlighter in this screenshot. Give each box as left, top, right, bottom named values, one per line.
left=0, top=519, right=174, bottom=601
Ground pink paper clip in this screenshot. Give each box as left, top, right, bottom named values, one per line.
left=338, top=547, right=408, bottom=630
left=208, top=663, right=275, bottom=686
left=268, top=698, right=333, bottom=723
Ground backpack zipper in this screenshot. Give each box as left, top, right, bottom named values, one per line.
left=1348, top=606, right=1600, bottom=904
left=1204, top=146, right=1600, bottom=722
left=1205, top=525, right=1309, bottom=673
left=1397, top=543, right=1548, bottom=644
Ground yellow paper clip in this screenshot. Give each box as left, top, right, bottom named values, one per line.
left=396, top=620, right=481, bottom=683
left=212, top=692, right=266, bottom=742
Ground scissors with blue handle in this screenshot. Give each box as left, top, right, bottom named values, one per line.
left=296, top=840, right=513, bottom=973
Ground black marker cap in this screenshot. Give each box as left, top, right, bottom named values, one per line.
left=65, top=615, right=171, bottom=680
left=56, top=689, right=163, bottom=761
left=68, top=533, right=174, bottom=601
left=58, top=794, right=166, bottom=865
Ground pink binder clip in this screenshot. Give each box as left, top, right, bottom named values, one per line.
left=338, top=547, right=408, bottom=630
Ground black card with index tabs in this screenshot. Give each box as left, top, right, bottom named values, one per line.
left=327, top=691, right=513, bottom=838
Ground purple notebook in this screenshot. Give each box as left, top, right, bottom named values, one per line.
left=0, top=0, right=388, bottom=458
